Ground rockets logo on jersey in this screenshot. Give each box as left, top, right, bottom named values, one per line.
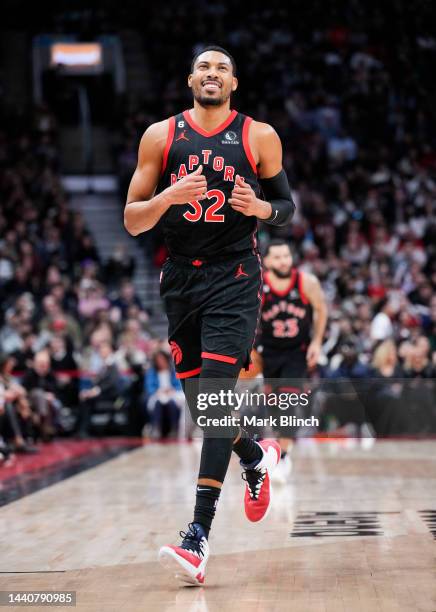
left=259, top=269, right=313, bottom=351
left=156, top=109, right=260, bottom=259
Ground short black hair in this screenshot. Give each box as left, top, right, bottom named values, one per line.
left=191, top=45, right=237, bottom=76
left=264, top=239, right=291, bottom=256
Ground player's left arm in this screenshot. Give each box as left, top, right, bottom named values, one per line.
left=228, top=122, right=295, bottom=226
left=302, top=273, right=328, bottom=370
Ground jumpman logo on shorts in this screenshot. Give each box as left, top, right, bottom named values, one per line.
left=235, top=263, right=248, bottom=279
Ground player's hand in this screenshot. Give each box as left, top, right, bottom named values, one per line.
left=166, top=165, right=207, bottom=204
left=306, top=340, right=322, bottom=370
left=229, top=175, right=270, bottom=218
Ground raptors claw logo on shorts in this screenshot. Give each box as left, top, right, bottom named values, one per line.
left=169, top=340, right=183, bottom=365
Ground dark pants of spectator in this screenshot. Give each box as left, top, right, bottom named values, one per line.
left=152, top=400, right=180, bottom=438
left=29, top=389, right=61, bottom=440
left=1, top=403, right=35, bottom=443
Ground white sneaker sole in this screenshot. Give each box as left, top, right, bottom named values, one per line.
left=158, top=546, right=205, bottom=587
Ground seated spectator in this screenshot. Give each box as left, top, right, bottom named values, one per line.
left=111, top=280, right=145, bottom=320
left=104, top=243, right=135, bottom=288
left=49, top=335, right=79, bottom=409
left=12, top=330, right=37, bottom=372
left=371, top=340, right=403, bottom=378
left=113, top=328, right=148, bottom=372
left=370, top=298, right=399, bottom=343
left=367, top=340, right=411, bottom=435
left=0, top=354, right=39, bottom=453
left=145, top=350, right=183, bottom=439
left=21, top=350, right=63, bottom=441
left=327, top=338, right=371, bottom=378
left=403, top=336, right=435, bottom=378
left=73, top=232, right=100, bottom=265
left=77, top=341, right=121, bottom=437
left=38, top=295, right=82, bottom=349
left=78, top=281, right=110, bottom=320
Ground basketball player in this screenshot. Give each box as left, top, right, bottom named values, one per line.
left=257, top=239, right=327, bottom=482
left=124, top=47, right=295, bottom=585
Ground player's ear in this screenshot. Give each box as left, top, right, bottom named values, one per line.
left=232, top=76, right=238, bottom=92
left=188, top=74, right=193, bottom=89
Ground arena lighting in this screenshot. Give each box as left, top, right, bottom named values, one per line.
left=50, top=42, right=102, bottom=67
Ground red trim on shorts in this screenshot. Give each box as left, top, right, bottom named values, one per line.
left=176, top=366, right=202, bottom=379
left=298, top=270, right=309, bottom=304
left=242, top=116, right=258, bottom=175
left=278, top=386, right=302, bottom=393
left=161, top=116, right=175, bottom=174
left=201, top=352, right=237, bottom=364
left=264, top=268, right=297, bottom=297
left=183, top=109, right=237, bottom=137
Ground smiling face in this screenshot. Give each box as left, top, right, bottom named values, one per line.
left=188, top=50, right=237, bottom=107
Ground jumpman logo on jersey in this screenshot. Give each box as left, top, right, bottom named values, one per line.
left=176, top=130, right=190, bottom=142
left=235, top=263, right=248, bottom=279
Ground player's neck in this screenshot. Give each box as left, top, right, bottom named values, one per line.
left=189, top=102, right=232, bottom=131
left=268, top=270, right=293, bottom=289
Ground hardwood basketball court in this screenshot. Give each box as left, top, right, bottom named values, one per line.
left=1, top=439, right=435, bottom=611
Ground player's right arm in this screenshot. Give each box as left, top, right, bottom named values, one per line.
left=124, top=120, right=207, bottom=236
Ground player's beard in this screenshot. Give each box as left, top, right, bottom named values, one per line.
left=193, top=87, right=231, bottom=108
left=270, top=266, right=292, bottom=279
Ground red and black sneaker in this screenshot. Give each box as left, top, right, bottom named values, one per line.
left=241, top=439, right=281, bottom=523
left=158, top=523, right=209, bottom=586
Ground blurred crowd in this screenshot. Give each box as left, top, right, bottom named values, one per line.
left=0, top=103, right=184, bottom=460
left=1, top=1, right=436, bottom=459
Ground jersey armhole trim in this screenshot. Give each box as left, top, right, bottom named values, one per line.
left=161, top=116, right=176, bottom=175
left=242, top=116, right=258, bottom=175
left=298, top=271, right=309, bottom=304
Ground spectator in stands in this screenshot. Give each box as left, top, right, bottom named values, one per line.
left=73, top=232, right=100, bottom=265
left=403, top=336, right=435, bottom=379
left=38, top=295, right=82, bottom=349
left=49, top=335, right=79, bottom=408
left=21, top=349, right=63, bottom=440
left=370, top=298, right=399, bottom=344
left=12, top=330, right=37, bottom=371
left=371, top=340, right=403, bottom=379
left=145, top=350, right=182, bottom=439
left=0, top=353, right=39, bottom=452
left=104, top=243, right=135, bottom=288
left=367, top=341, right=412, bottom=435
left=111, top=280, right=145, bottom=320
left=77, top=341, right=121, bottom=438
left=78, top=281, right=110, bottom=320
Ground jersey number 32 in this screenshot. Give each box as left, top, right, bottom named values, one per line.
left=183, top=189, right=225, bottom=223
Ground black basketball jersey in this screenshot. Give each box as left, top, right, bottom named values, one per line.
left=259, top=269, right=313, bottom=351
left=156, top=109, right=260, bottom=259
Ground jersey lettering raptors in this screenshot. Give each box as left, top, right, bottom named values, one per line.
left=259, top=268, right=313, bottom=351
left=156, top=110, right=260, bottom=259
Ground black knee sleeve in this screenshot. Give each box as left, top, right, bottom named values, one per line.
left=198, top=436, right=234, bottom=482
left=182, top=359, right=244, bottom=483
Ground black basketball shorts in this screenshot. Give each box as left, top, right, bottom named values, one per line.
left=261, top=346, right=308, bottom=390
left=261, top=346, right=310, bottom=437
left=160, top=251, right=262, bottom=379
